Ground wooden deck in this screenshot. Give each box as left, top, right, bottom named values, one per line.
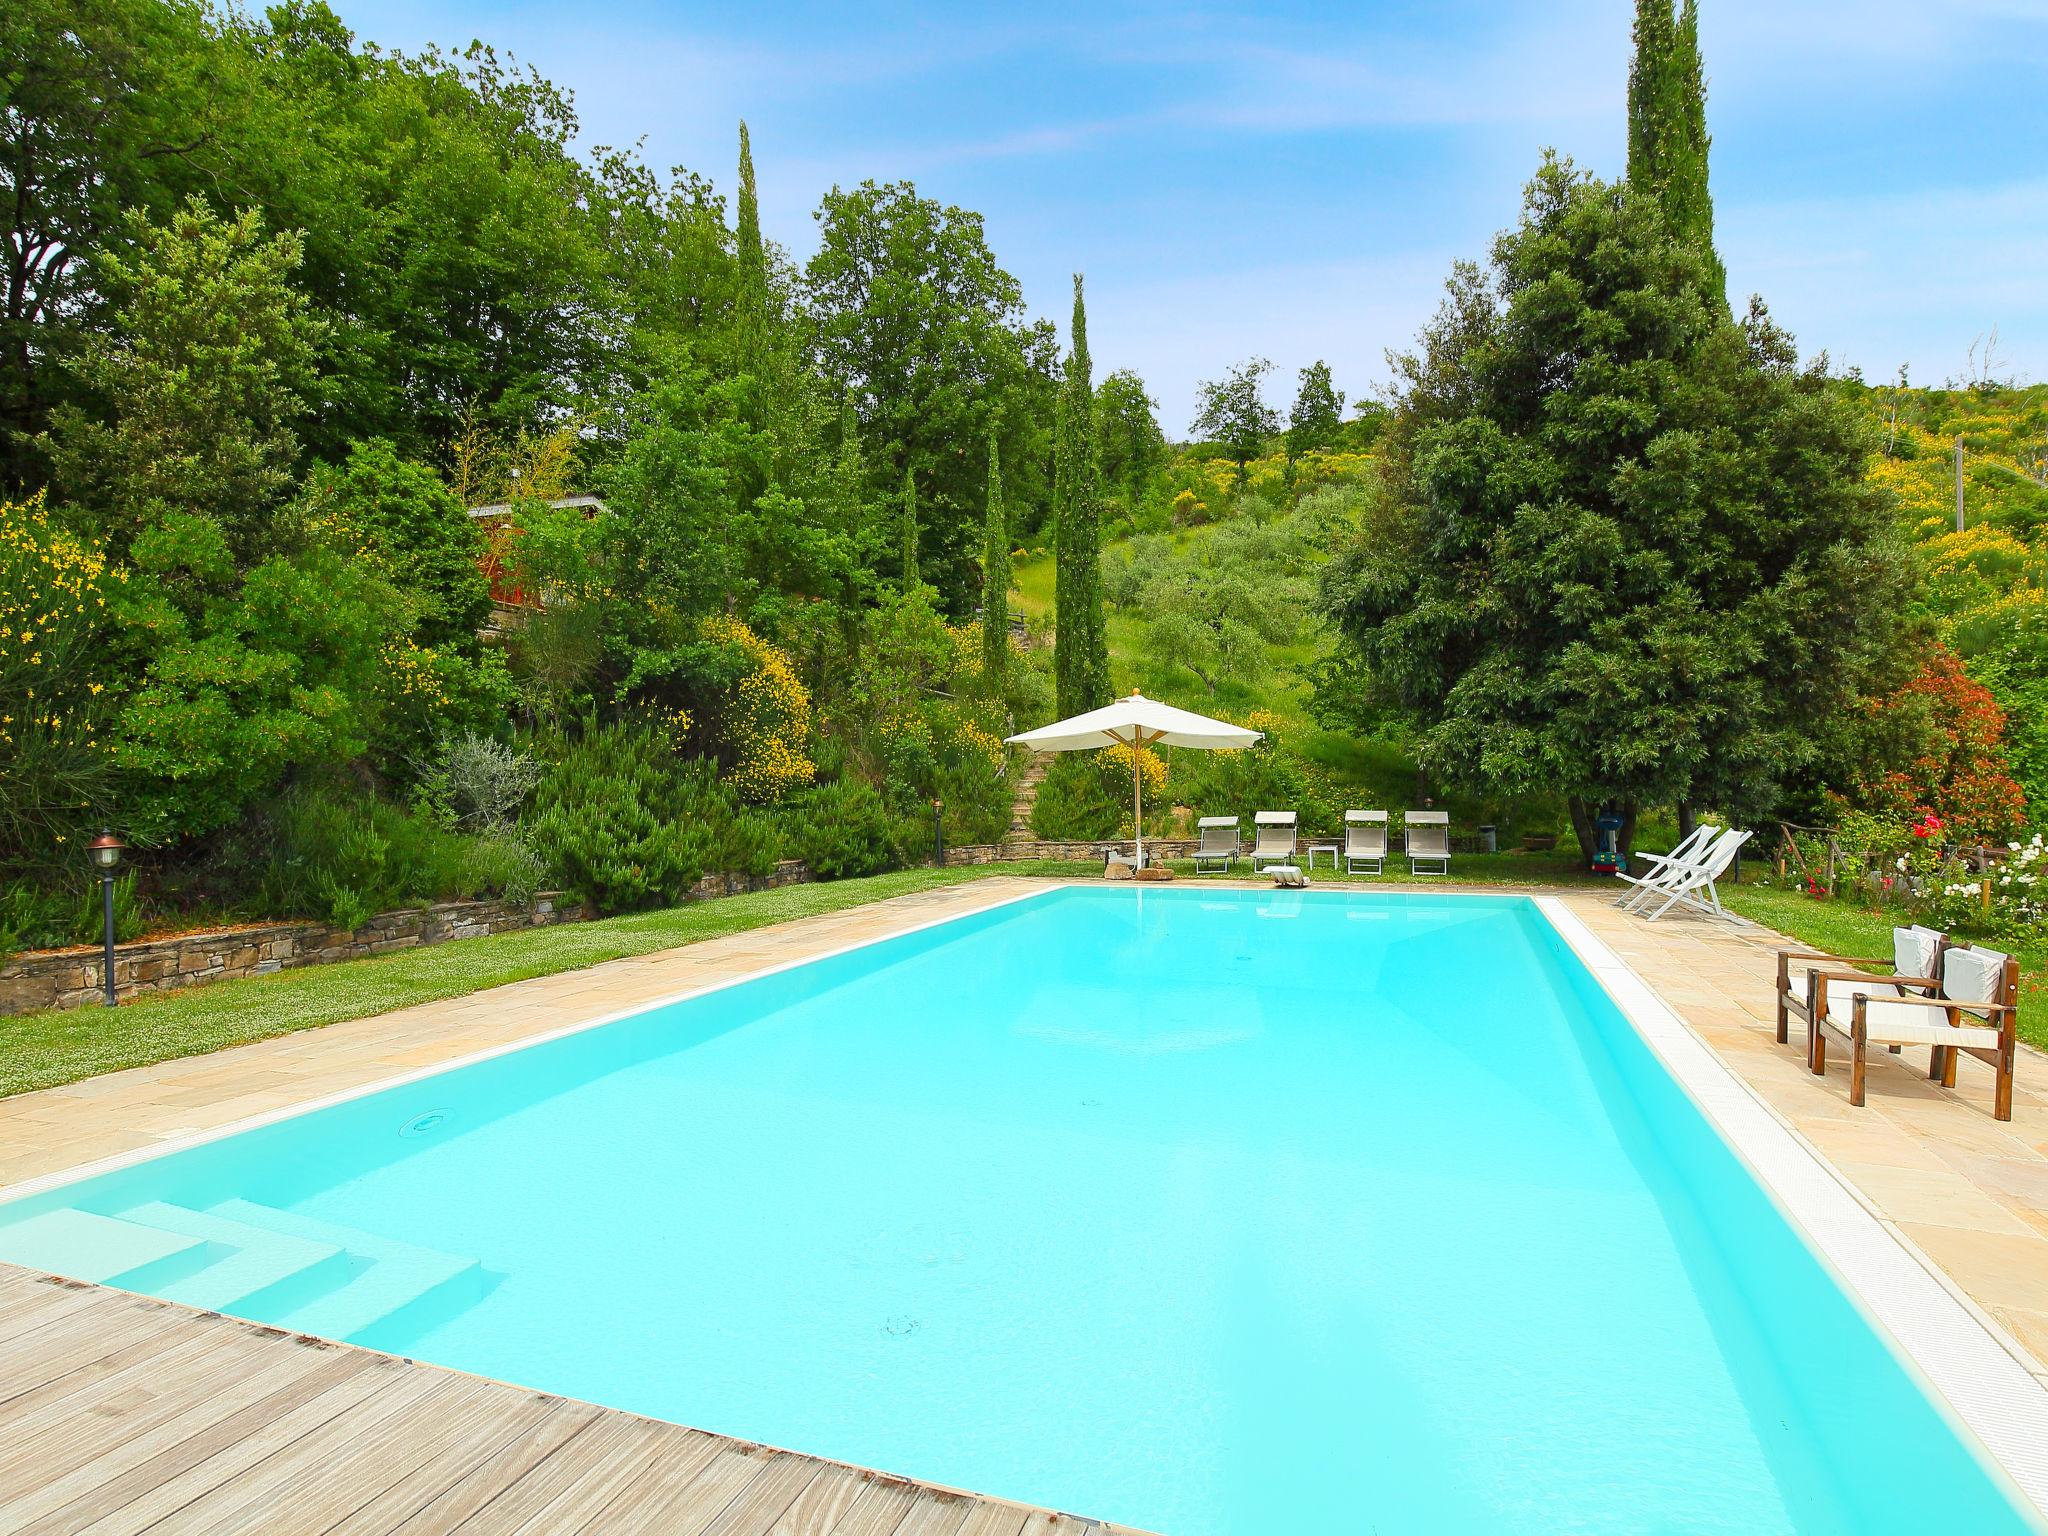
left=0, top=1263, right=1142, bottom=1535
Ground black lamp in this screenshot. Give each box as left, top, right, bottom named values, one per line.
left=88, top=829, right=124, bottom=1007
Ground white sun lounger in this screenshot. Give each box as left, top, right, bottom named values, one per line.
left=1639, top=827, right=1751, bottom=921
left=1344, top=810, right=1388, bottom=874
left=1403, top=810, right=1449, bottom=876
left=1613, top=822, right=1721, bottom=910
left=1194, top=816, right=1241, bottom=874
left=1251, top=811, right=1297, bottom=872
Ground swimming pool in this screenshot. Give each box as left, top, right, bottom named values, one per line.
left=0, top=886, right=2038, bottom=1533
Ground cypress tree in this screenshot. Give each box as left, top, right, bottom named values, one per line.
left=900, top=465, right=919, bottom=588
left=1673, top=2, right=1726, bottom=296
left=1627, top=1, right=1725, bottom=301
left=981, top=428, right=1009, bottom=687
left=1053, top=274, right=1110, bottom=715
left=736, top=122, right=764, bottom=298
left=736, top=122, right=767, bottom=343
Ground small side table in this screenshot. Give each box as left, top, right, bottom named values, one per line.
left=1306, top=842, right=1340, bottom=871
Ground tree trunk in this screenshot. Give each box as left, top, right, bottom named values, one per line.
left=1677, top=801, right=1696, bottom=843
left=1567, top=796, right=1597, bottom=870
left=1568, top=796, right=1640, bottom=870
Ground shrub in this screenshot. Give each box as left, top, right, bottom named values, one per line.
left=526, top=723, right=776, bottom=913
left=413, top=730, right=544, bottom=829
left=261, top=784, right=468, bottom=929
left=1030, top=745, right=1168, bottom=841
left=0, top=878, right=76, bottom=959
left=259, top=782, right=544, bottom=929
left=69, top=873, right=145, bottom=947
left=777, top=780, right=900, bottom=879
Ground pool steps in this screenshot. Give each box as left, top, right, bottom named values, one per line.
left=0, top=1199, right=486, bottom=1348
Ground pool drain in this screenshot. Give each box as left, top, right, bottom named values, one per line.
left=399, top=1108, right=451, bottom=1138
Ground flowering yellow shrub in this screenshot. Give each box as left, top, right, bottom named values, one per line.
left=1100, top=740, right=1167, bottom=800
left=701, top=614, right=816, bottom=802
left=0, top=493, right=121, bottom=757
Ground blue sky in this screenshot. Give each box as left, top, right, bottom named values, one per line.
left=343, top=0, right=2048, bottom=427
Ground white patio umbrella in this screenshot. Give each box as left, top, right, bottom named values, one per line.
left=1005, top=691, right=1263, bottom=869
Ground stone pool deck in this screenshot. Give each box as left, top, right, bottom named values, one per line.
left=3, top=875, right=2048, bottom=1528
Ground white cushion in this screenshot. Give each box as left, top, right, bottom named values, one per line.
left=1892, top=925, right=1942, bottom=984
left=1819, top=979, right=2000, bottom=1049
left=1943, top=945, right=2011, bottom=1007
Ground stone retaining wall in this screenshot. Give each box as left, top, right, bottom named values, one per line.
left=943, top=838, right=1200, bottom=866
left=0, top=856, right=813, bottom=1016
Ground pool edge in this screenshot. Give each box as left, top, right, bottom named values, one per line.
left=0, top=879, right=1067, bottom=1209
left=1537, top=895, right=2048, bottom=1526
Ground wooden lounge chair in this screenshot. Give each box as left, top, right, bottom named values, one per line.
left=1403, top=810, right=1449, bottom=876
left=1806, top=936, right=2021, bottom=1120
left=1777, top=923, right=1943, bottom=1063
left=1250, top=811, right=1298, bottom=872
left=1344, top=810, right=1388, bottom=874
left=1194, top=816, right=1241, bottom=874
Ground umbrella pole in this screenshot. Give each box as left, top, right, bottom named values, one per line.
left=1131, top=727, right=1144, bottom=869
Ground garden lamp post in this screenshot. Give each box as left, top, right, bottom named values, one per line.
left=931, top=799, right=945, bottom=867
left=88, top=830, right=124, bottom=1007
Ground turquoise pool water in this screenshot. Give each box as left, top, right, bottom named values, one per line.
left=0, top=888, right=2035, bottom=1533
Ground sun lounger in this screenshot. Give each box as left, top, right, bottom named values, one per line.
left=1801, top=932, right=2021, bottom=1119
left=1612, top=822, right=1719, bottom=908
left=1194, top=816, right=1241, bottom=874
left=1403, top=810, right=1449, bottom=876
left=1251, top=811, right=1297, bottom=872
left=1344, top=811, right=1388, bottom=875
left=1637, top=827, right=1750, bottom=920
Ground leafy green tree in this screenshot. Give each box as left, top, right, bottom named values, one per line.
left=294, top=439, right=490, bottom=646
left=0, top=0, right=226, bottom=488
left=1191, top=357, right=1281, bottom=485
left=1629, top=0, right=1724, bottom=299
left=899, top=465, right=919, bottom=588
left=1286, top=360, right=1345, bottom=460
left=981, top=428, right=1008, bottom=687
left=1320, top=158, right=1905, bottom=864
left=806, top=179, right=1056, bottom=609
left=1053, top=275, right=1109, bottom=716
left=46, top=198, right=323, bottom=555
left=1095, top=368, right=1163, bottom=510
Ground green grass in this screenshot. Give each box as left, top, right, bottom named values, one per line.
left=0, top=862, right=1079, bottom=1099
left=1720, top=882, right=2048, bottom=1051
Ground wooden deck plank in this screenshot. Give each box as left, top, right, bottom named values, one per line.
left=0, top=1273, right=97, bottom=1345
left=0, top=1290, right=200, bottom=1406
left=322, top=1388, right=578, bottom=1535
left=178, top=1375, right=500, bottom=1535
left=67, top=1354, right=406, bottom=1535
left=763, top=1464, right=869, bottom=1536
left=446, top=1413, right=717, bottom=1533
left=892, top=1490, right=976, bottom=1536
left=105, top=1363, right=449, bottom=1534
left=373, top=1399, right=604, bottom=1534
left=953, top=1507, right=1029, bottom=1536
left=594, top=1441, right=780, bottom=1534
left=697, top=1453, right=826, bottom=1536
left=826, top=1480, right=920, bottom=1536
left=11, top=1346, right=366, bottom=1534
